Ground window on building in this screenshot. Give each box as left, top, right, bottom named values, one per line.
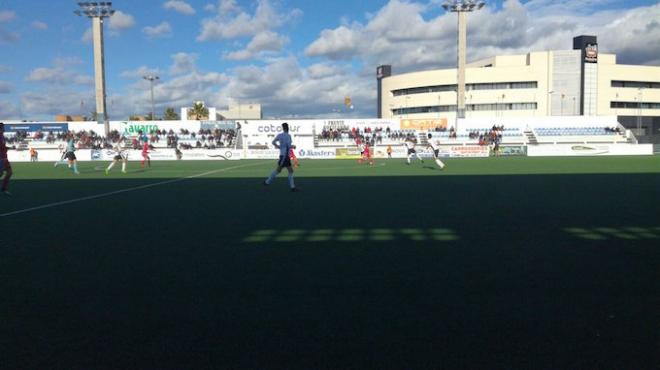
left=611, top=81, right=660, bottom=89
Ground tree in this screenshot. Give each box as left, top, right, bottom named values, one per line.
left=87, top=111, right=98, bottom=121
left=145, top=112, right=157, bottom=121
left=128, top=115, right=141, bottom=121
left=164, top=107, right=180, bottom=120
left=188, top=102, right=209, bottom=120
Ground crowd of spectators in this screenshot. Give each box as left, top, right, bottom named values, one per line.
left=318, top=126, right=415, bottom=144
left=4, top=128, right=237, bottom=151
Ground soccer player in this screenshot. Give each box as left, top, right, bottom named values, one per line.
left=263, top=122, right=297, bottom=192
left=289, top=147, right=299, bottom=169
left=141, top=140, right=151, bottom=168
left=65, top=134, right=80, bottom=174
left=358, top=140, right=374, bottom=166
left=0, top=123, right=12, bottom=195
left=106, top=137, right=127, bottom=174
left=405, top=136, right=423, bottom=165
left=54, top=143, right=67, bottom=167
left=427, top=133, right=446, bottom=169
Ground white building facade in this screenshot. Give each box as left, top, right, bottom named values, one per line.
left=379, top=36, right=660, bottom=143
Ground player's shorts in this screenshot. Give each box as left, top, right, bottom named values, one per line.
left=0, top=158, right=10, bottom=172
left=407, top=149, right=416, bottom=155
left=142, top=152, right=149, bottom=157
left=433, top=149, right=439, bottom=158
left=277, top=155, right=292, bottom=168
left=114, top=154, right=124, bottom=161
left=65, top=152, right=76, bottom=161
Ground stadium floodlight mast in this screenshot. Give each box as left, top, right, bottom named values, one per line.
left=74, top=2, right=116, bottom=136
left=442, top=0, right=485, bottom=132
left=143, top=75, right=159, bottom=122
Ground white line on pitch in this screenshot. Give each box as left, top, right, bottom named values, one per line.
left=0, top=161, right=268, bottom=218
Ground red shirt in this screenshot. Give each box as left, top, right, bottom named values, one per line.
left=142, top=142, right=149, bottom=154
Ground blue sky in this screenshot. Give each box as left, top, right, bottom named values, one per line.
left=0, top=0, right=658, bottom=120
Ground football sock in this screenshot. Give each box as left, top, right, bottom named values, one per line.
left=288, top=173, right=295, bottom=189
left=122, top=162, right=126, bottom=172
left=107, top=162, right=115, bottom=171
left=265, top=170, right=278, bottom=184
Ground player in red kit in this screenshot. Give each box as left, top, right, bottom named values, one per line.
left=141, top=141, right=151, bottom=168
left=288, top=148, right=299, bottom=168
left=358, top=140, right=374, bottom=166
left=0, top=123, right=12, bottom=195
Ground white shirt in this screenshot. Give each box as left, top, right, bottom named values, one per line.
left=114, top=141, right=125, bottom=154
left=405, top=140, right=416, bottom=149
left=428, top=139, right=439, bottom=151
left=273, top=132, right=293, bottom=156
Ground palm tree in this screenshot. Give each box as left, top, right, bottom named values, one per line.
left=164, top=107, right=180, bottom=120
left=188, top=102, right=209, bottom=120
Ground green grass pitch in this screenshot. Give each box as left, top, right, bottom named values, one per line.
left=2, top=156, right=659, bottom=369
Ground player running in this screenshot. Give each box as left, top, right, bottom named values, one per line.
left=106, top=137, right=128, bottom=174
left=358, top=140, right=374, bottom=166
left=405, top=136, right=423, bottom=165
left=426, top=133, right=446, bottom=169
left=0, top=123, right=13, bottom=195
left=54, top=143, right=67, bottom=167
left=64, top=134, right=80, bottom=175
left=140, top=140, right=151, bottom=168
left=263, top=122, right=297, bottom=192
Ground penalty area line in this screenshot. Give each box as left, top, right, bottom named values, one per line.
left=0, top=161, right=268, bottom=218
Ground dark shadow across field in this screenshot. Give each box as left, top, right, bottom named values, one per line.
left=1, top=173, right=659, bottom=369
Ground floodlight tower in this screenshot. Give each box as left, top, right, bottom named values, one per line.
left=143, top=75, right=160, bottom=121
left=442, top=0, right=485, bottom=131
left=75, top=2, right=116, bottom=135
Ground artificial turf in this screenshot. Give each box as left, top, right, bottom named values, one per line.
left=2, top=157, right=659, bottom=369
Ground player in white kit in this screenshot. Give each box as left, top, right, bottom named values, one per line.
left=405, top=136, right=423, bottom=165
left=263, top=122, right=298, bottom=192
left=427, top=133, right=446, bottom=169
left=105, top=137, right=128, bottom=174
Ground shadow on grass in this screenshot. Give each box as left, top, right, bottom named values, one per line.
left=2, top=173, right=659, bottom=369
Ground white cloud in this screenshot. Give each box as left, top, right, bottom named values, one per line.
left=31, top=21, right=48, bottom=30
left=164, top=1, right=196, bottom=15
left=108, top=11, right=136, bottom=31
left=0, top=64, right=11, bottom=73
left=120, top=66, right=162, bottom=79
left=143, top=22, right=173, bottom=39
left=0, top=10, right=15, bottom=22
left=224, top=31, right=288, bottom=60
left=170, top=53, right=199, bottom=75
left=204, top=3, right=216, bottom=12
left=0, top=81, right=13, bottom=94
left=0, top=29, right=18, bottom=43
left=197, top=0, right=302, bottom=41
left=0, top=100, right=19, bottom=119
left=27, top=67, right=94, bottom=86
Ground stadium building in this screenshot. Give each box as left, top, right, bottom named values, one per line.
left=377, top=36, right=660, bottom=143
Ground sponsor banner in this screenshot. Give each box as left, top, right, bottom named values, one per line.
left=296, top=148, right=336, bottom=159
left=496, top=145, right=528, bottom=157
left=528, top=144, right=653, bottom=157
left=177, top=149, right=241, bottom=160
left=107, top=121, right=203, bottom=136
left=585, top=43, right=598, bottom=63
left=4, top=123, right=68, bottom=132
left=335, top=147, right=362, bottom=159
left=436, top=145, right=489, bottom=158
left=242, top=120, right=315, bottom=135
left=400, top=118, right=447, bottom=131
left=246, top=149, right=281, bottom=159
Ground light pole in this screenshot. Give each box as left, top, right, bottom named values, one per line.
left=443, top=0, right=485, bottom=132
left=560, top=93, right=565, bottom=116
left=75, top=1, right=115, bottom=136
left=547, top=90, right=554, bottom=116
left=143, top=75, right=159, bottom=122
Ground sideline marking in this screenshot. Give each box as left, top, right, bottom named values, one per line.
left=1, top=162, right=268, bottom=218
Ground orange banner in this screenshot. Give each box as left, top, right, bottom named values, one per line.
left=400, top=118, right=447, bottom=130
